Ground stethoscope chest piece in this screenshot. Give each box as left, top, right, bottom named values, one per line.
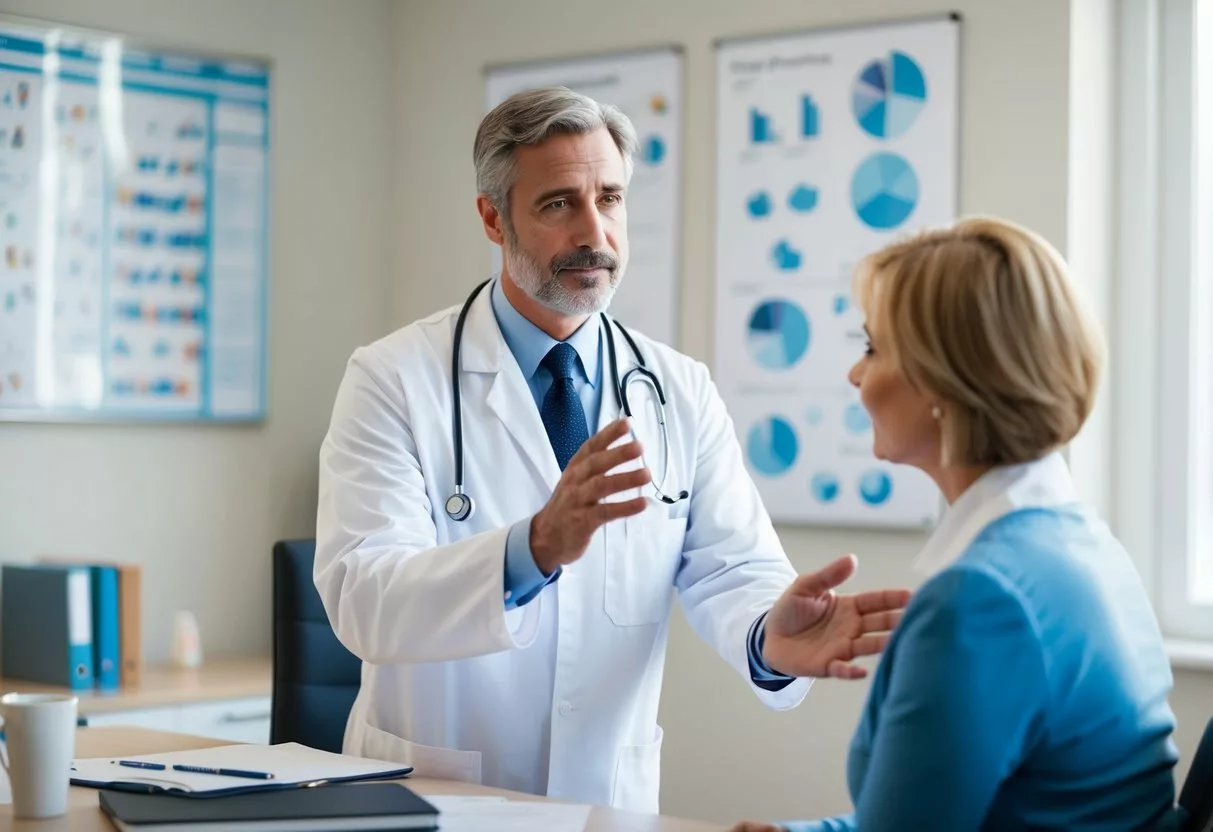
left=445, top=491, right=474, bottom=522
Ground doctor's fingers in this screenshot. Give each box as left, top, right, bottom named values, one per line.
left=580, top=466, right=653, bottom=502
left=579, top=416, right=633, bottom=455
left=852, top=587, right=912, bottom=615
left=590, top=495, right=648, bottom=525
left=860, top=609, right=903, bottom=635
left=572, top=437, right=645, bottom=480
left=848, top=631, right=892, bottom=659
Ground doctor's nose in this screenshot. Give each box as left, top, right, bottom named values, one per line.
left=570, top=204, right=609, bottom=251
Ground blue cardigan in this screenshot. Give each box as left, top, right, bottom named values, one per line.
left=781, top=507, right=1181, bottom=831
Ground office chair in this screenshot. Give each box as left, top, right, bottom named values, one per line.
left=1179, top=716, right=1213, bottom=832
left=270, top=539, right=363, bottom=753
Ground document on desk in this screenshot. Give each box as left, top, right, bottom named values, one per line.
left=71, top=741, right=414, bottom=798
left=426, top=795, right=591, bottom=831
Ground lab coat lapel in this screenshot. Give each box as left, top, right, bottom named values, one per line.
left=459, top=284, right=563, bottom=493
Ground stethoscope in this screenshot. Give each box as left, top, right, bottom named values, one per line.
left=444, top=278, right=689, bottom=522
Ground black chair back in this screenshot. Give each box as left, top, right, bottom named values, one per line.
left=1180, top=717, right=1213, bottom=832
left=270, top=539, right=362, bottom=753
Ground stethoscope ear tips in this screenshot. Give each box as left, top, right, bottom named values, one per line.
left=445, top=492, right=474, bottom=522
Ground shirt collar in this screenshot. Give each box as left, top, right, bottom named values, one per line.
left=489, top=275, right=600, bottom=385
left=914, top=451, right=1079, bottom=577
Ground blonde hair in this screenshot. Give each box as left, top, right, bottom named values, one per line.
left=853, top=216, right=1105, bottom=467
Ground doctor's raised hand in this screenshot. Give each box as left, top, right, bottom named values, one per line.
left=313, top=85, right=915, bottom=818
left=528, top=417, right=648, bottom=575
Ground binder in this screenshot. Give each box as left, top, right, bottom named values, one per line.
left=90, top=565, right=121, bottom=689
left=0, top=564, right=94, bottom=689
left=113, top=562, right=143, bottom=687
left=39, top=556, right=143, bottom=687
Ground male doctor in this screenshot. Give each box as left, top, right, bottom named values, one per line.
left=314, top=87, right=909, bottom=814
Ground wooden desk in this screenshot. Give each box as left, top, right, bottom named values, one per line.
left=0, top=727, right=724, bottom=831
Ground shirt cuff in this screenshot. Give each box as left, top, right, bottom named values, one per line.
left=504, top=516, right=561, bottom=610
left=747, top=611, right=796, bottom=690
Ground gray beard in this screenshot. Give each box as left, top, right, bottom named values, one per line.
left=503, top=241, right=622, bottom=316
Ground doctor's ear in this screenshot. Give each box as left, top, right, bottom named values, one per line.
left=476, top=194, right=506, bottom=246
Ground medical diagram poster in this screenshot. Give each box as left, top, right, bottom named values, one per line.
left=484, top=47, right=683, bottom=348
left=713, top=16, right=958, bottom=528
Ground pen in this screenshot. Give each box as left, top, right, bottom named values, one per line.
left=172, top=764, right=275, bottom=780
left=115, top=760, right=167, bottom=771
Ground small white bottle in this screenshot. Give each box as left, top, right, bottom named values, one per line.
left=170, top=610, right=203, bottom=669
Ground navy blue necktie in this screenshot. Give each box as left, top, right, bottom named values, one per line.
left=540, top=342, right=589, bottom=470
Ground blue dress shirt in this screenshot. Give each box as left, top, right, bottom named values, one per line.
left=488, top=278, right=790, bottom=685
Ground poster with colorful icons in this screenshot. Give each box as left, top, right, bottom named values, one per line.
left=484, top=47, right=683, bottom=348
left=0, top=18, right=269, bottom=423
left=713, top=16, right=959, bottom=528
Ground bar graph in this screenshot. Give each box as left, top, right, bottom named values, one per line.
left=749, top=107, right=779, bottom=144
left=801, top=95, right=819, bottom=138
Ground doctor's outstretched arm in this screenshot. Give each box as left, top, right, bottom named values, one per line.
left=673, top=363, right=908, bottom=707
left=314, top=352, right=649, bottom=666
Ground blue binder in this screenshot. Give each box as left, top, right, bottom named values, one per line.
left=90, top=565, right=121, bottom=689
left=0, top=564, right=94, bottom=689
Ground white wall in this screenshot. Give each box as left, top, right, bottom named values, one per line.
left=389, top=0, right=1212, bottom=825
left=0, top=0, right=395, bottom=660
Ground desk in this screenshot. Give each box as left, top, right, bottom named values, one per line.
left=0, top=657, right=271, bottom=744
left=0, top=728, right=724, bottom=831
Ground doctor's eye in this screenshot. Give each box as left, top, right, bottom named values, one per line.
left=544, top=199, right=569, bottom=211
left=864, top=339, right=874, bottom=356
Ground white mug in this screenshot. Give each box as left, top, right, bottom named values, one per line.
left=0, top=692, right=77, bottom=819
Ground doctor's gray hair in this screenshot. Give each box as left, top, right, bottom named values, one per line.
left=474, top=86, right=638, bottom=223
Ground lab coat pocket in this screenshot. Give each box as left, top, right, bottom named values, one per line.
left=610, top=725, right=663, bottom=814
left=605, top=515, right=686, bottom=626
left=361, top=722, right=483, bottom=784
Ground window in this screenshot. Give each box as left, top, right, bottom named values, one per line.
left=1118, top=0, right=1213, bottom=641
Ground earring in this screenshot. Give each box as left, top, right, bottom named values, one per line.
left=931, top=406, right=942, bottom=420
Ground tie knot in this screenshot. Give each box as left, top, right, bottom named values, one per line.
left=541, top=342, right=580, bottom=382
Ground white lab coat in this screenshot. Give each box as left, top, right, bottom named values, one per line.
left=313, top=282, right=810, bottom=814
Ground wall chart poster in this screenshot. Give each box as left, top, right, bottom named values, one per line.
left=713, top=16, right=959, bottom=528
left=0, top=16, right=269, bottom=422
left=485, top=47, right=683, bottom=348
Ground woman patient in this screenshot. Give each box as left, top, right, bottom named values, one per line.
left=735, top=217, right=1180, bottom=832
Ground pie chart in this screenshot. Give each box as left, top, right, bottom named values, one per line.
left=852, top=51, right=927, bottom=139
left=747, top=416, right=798, bottom=477
left=852, top=152, right=918, bottom=230
left=859, top=469, right=893, bottom=506
left=747, top=300, right=810, bottom=370
left=811, top=471, right=840, bottom=503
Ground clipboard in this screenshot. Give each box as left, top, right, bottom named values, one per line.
left=71, top=742, right=414, bottom=799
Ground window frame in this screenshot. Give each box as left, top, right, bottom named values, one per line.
left=1117, top=0, right=1213, bottom=641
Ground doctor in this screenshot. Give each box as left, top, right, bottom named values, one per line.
left=314, top=86, right=909, bottom=814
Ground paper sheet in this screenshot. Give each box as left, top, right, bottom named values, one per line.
left=426, top=795, right=591, bottom=831
left=70, top=742, right=411, bottom=794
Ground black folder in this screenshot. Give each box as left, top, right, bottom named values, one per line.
left=99, top=782, right=439, bottom=831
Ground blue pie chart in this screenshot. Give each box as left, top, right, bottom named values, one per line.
left=811, top=472, right=840, bottom=503
left=852, top=51, right=927, bottom=139
left=852, top=152, right=918, bottom=230
left=747, top=300, right=810, bottom=370
left=747, top=416, right=798, bottom=477
left=859, top=469, right=893, bottom=506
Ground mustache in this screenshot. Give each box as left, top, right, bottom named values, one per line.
left=550, top=249, right=619, bottom=274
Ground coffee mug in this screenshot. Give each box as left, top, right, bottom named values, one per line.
left=0, top=692, right=77, bottom=818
